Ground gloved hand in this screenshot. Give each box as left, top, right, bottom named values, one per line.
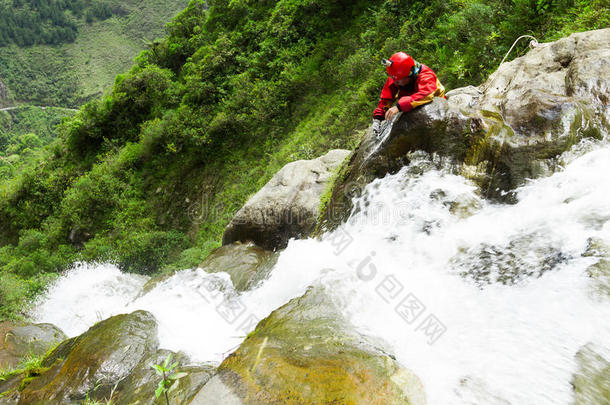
left=372, top=119, right=382, bottom=138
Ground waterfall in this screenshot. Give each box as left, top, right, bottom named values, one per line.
left=32, top=138, right=610, bottom=404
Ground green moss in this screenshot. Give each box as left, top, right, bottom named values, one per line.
left=316, top=152, right=351, bottom=226
left=573, top=343, right=610, bottom=404
left=217, top=286, right=421, bottom=404
left=0, top=350, right=55, bottom=394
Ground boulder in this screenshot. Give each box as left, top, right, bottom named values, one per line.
left=0, top=322, right=66, bottom=370
left=223, top=149, right=351, bottom=250
left=18, top=310, right=159, bottom=404
left=111, top=349, right=215, bottom=405
left=479, top=29, right=610, bottom=128
left=134, top=242, right=278, bottom=299
left=199, top=242, right=278, bottom=292
left=319, top=29, right=610, bottom=229
left=190, top=284, right=425, bottom=405
left=135, top=272, right=177, bottom=299
left=572, top=343, right=610, bottom=404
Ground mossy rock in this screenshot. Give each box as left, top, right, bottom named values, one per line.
left=135, top=242, right=278, bottom=297
left=0, top=322, right=66, bottom=370
left=18, top=310, right=159, bottom=404
left=112, top=349, right=215, bottom=405
left=0, top=373, right=24, bottom=404
left=191, top=285, right=425, bottom=404
left=572, top=343, right=610, bottom=404
left=199, top=242, right=278, bottom=292
left=319, top=98, right=485, bottom=230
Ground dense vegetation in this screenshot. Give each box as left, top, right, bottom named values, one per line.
left=0, top=0, right=115, bottom=47
left=0, top=106, right=76, bottom=180
left=0, top=0, right=608, bottom=319
left=0, top=0, right=190, bottom=107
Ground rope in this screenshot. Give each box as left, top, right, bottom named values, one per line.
left=477, top=35, right=543, bottom=94
left=499, top=35, right=541, bottom=66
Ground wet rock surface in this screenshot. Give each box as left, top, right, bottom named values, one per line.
left=583, top=238, right=610, bottom=298
left=223, top=149, right=350, bottom=250
left=451, top=233, right=570, bottom=286
left=572, top=342, right=610, bottom=405
left=199, top=242, right=278, bottom=292
left=0, top=322, right=66, bottom=370
left=1, top=310, right=219, bottom=405
left=191, top=284, right=425, bottom=405
left=18, top=310, right=159, bottom=404
left=112, top=349, right=215, bottom=405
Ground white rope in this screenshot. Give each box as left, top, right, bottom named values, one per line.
left=499, top=35, right=541, bottom=66
left=476, top=35, right=543, bottom=94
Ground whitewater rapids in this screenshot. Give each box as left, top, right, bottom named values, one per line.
left=32, top=139, right=610, bottom=404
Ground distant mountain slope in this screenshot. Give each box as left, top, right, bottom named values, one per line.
left=0, top=0, right=190, bottom=108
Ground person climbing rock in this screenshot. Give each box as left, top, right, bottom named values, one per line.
left=372, top=52, right=445, bottom=137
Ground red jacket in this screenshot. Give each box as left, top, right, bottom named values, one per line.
left=373, top=64, right=445, bottom=120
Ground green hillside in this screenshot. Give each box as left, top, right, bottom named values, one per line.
left=0, top=106, right=76, bottom=180
left=0, top=0, right=190, bottom=107
left=0, top=0, right=608, bottom=319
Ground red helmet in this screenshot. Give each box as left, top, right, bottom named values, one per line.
left=383, top=52, right=415, bottom=80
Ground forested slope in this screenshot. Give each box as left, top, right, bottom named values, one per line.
left=0, top=0, right=608, bottom=319
left=0, top=0, right=190, bottom=107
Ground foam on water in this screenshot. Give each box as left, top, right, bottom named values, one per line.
left=32, top=140, right=610, bottom=404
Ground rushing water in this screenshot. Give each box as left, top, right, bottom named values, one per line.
left=32, top=139, right=610, bottom=404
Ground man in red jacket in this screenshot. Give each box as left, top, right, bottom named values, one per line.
left=372, top=52, right=445, bottom=136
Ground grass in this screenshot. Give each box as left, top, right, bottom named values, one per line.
left=0, top=351, right=48, bottom=395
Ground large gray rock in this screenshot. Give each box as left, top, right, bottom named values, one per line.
left=223, top=149, right=350, bottom=250
left=0, top=322, right=66, bottom=370
left=320, top=29, right=609, bottom=229
left=478, top=29, right=610, bottom=130
left=18, top=311, right=159, bottom=404
left=191, top=284, right=425, bottom=405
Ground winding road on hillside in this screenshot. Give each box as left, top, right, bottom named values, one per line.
left=0, top=106, right=78, bottom=112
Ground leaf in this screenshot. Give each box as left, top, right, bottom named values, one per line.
left=155, top=383, right=165, bottom=398
left=163, top=354, right=173, bottom=369
left=168, top=372, right=188, bottom=380
left=167, top=379, right=179, bottom=394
